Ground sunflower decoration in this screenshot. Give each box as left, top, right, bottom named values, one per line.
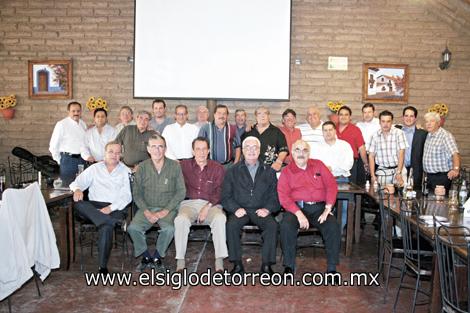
left=86, top=96, right=109, bottom=111
left=0, top=95, right=17, bottom=110
left=327, top=100, right=344, bottom=113
left=428, top=103, right=448, bottom=117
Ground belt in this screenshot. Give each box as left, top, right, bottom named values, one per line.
left=296, top=200, right=325, bottom=208
left=378, top=166, right=397, bottom=170
left=427, top=172, right=448, bottom=176
left=221, top=161, right=232, bottom=165
left=61, top=152, right=81, bottom=158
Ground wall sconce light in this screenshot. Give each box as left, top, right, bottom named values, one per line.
left=439, top=46, right=452, bottom=70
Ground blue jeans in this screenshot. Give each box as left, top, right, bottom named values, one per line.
left=336, top=177, right=349, bottom=232
left=60, top=153, right=86, bottom=186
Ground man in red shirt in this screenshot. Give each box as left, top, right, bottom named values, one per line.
left=278, top=139, right=340, bottom=274
left=336, top=106, right=369, bottom=185
left=279, top=108, right=301, bottom=164
left=175, top=137, right=227, bottom=272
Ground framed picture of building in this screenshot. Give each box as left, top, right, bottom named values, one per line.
left=28, top=59, right=72, bottom=99
left=362, top=63, right=408, bottom=104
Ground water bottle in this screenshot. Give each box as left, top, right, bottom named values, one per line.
left=0, top=175, right=5, bottom=201
left=422, top=174, right=429, bottom=196
left=459, top=180, right=468, bottom=208
left=373, top=180, right=378, bottom=192
left=365, top=180, right=370, bottom=190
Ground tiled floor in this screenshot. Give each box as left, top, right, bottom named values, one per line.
left=1, top=223, right=431, bottom=313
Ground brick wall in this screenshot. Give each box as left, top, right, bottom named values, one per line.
left=1, top=0, right=469, bottom=166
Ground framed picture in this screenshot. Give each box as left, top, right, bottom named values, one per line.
left=362, top=63, right=408, bottom=104
left=28, top=59, right=72, bottom=99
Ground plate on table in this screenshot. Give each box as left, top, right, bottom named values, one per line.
left=419, top=215, right=448, bottom=226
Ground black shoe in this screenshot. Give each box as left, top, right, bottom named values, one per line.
left=260, top=264, right=274, bottom=275
left=283, top=267, right=294, bottom=275
left=152, top=258, right=165, bottom=271
left=229, top=263, right=244, bottom=275
left=136, top=256, right=152, bottom=272
left=326, top=270, right=341, bottom=285
left=98, top=267, right=109, bottom=274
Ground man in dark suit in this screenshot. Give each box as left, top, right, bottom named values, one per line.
left=221, top=136, right=280, bottom=275
left=395, top=106, right=427, bottom=189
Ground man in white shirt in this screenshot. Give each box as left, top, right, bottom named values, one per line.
left=115, top=106, right=136, bottom=135
left=297, top=105, right=325, bottom=159
left=356, top=103, right=380, bottom=153
left=194, top=105, right=210, bottom=129
left=149, top=99, right=173, bottom=135
left=316, top=121, right=354, bottom=231
left=70, top=141, right=131, bottom=274
left=162, top=105, right=199, bottom=160
left=81, top=108, right=116, bottom=163
left=49, top=101, right=87, bottom=185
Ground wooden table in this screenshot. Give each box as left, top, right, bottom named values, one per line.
left=337, top=182, right=365, bottom=256
left=366, top=190, right=469, bottom=313
left=42, top=188, right=73, bottom=270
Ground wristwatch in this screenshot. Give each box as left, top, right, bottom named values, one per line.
left=453, top=166, right=460, bottom=171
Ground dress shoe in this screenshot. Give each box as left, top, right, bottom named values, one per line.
left=136, top=256, right=152, bottom=272
left=326, top=270, right=341, bottom=285
left=98, top=267, right=109, bottom=274
left=260, top=264, right=274, bottom=275
left=229, top=263, right=245, bottom=275
left=283, top=267, right=294, bottom=275
left=152, top=258, right=165, bottom=272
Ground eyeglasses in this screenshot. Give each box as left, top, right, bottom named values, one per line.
left=293, top=148, right=309, bottom=154
left=243, top=145, right=259, bottom=151
left=148, top=144, right=165, bottom=150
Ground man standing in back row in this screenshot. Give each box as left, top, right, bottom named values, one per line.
left=49, top=101, right=87, bottom=185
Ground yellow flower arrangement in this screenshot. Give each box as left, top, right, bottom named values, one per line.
left=0, top=95, right=17, bottom=110
left=327, top=100, right=344, bottom=113
left=428, top=103, right=448, bottom=117
left=86, top=96, right=108, bottom=111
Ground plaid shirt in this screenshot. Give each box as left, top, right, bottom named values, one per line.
left=423, top=127, right=459, bottom=173
left=369, top=127, right=408, bottom=168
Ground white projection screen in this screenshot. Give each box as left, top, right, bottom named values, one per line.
left=134, top=0, right=291, bottom=100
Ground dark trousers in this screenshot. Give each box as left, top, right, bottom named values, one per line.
left=75, top=200, right=127, bottom=268
left=354, top=158, right=368, bottom=186
left=226, top=210, right=278, bottom=265
left=427, top=172, right=451, bottom=193
left=60, top=153, right=86, bottom=186
left=280, top=203, right=340, bottom=270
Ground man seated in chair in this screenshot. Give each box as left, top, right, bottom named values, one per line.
left=70, top=141, right=132, bottom=274
left=175, top=137, right=227, bottom=272
left=277, top=139, right=340, bottom=275
left=127, top=134, right=186, bottom=272
left=221, top=136, right=280, bottom=275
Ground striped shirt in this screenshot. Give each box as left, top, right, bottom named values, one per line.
left=369, top=127, right=408, bottom=168
left=423, top=127, right=459, bottom=173
left=297, top=122, right=324, bottom=159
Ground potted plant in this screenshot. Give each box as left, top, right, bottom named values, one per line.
left=326, top=100, right=344, bottom=124
left=428, top=103, right=448, bottom=126
left=86, top=96, right=109, bottom=113
left=0, top=94, right=17, bottom=120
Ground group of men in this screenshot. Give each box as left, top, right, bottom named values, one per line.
left=49, top=99, right=460, bottom=275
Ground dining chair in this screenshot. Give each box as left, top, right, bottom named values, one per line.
left=377, top=189, right=404, bottom=303
left=434, top=221, right=470, bottom=313
left=393, top=197, right=434, bottom=313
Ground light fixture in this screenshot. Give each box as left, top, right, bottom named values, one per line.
left=439, top=46, right=452, bottom=70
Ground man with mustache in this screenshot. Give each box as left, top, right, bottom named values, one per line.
left=198, top=104, right=241, bottom=168
left=49, top=101, right=87, bottom=185
left=278, top=139, right=340, bottom=274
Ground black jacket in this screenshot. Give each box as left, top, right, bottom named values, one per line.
left=221, top=161, right=280, bottom=214
left=395, top=125, right=427, bottom=188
